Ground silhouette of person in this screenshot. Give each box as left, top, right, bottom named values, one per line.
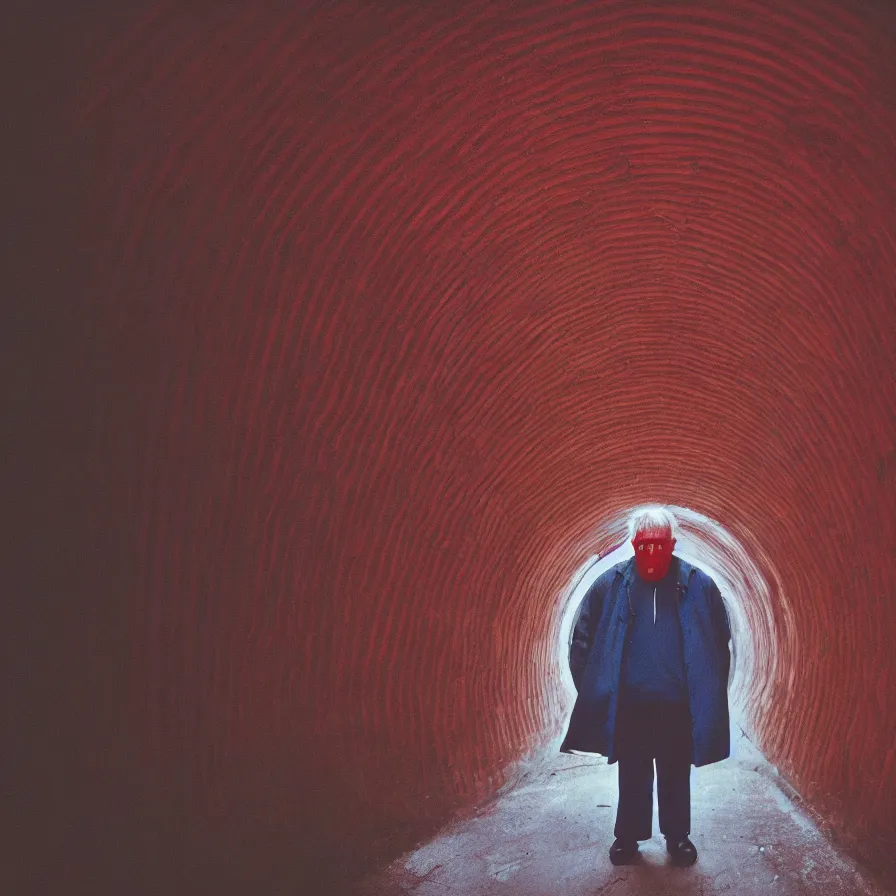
left=561, top=507, right=731, bottom=866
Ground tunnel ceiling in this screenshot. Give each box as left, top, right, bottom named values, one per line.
left=9, top=0, right=896, bottom=892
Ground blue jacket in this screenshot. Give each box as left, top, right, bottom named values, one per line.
left=560, top=555, right=731, bottom=767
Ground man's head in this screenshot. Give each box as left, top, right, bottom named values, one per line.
left=628, top=507, right=678, bottom=582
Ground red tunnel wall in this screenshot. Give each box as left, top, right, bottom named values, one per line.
left=7, top=1, right=896, bottom=892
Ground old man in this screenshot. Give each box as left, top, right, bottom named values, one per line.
left=561, top=507, right=731, bottom=866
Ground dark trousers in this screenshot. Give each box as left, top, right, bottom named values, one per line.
left=613, top=697, right=692, bottom=842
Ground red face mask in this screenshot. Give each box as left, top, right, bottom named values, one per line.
left=632, top=532, right=676, bottom=581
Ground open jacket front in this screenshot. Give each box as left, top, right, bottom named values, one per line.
left=560, top=555, right=731, bottom=767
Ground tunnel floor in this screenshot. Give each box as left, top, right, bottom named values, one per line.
left=357, top=732, right=892, bottom=896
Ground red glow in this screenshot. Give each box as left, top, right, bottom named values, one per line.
left=10, top=1, right=896, bottom=891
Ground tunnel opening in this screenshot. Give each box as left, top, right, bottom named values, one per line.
left=358, top=504, right=894, bottom=894
left=550, top=503, right=783, bottom=763
left=9, top=2, right=894, bottom=891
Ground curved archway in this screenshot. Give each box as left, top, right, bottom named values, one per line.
left=7, top=1, right=896, bottom=892
left=552, top=504, right=782, bottom=757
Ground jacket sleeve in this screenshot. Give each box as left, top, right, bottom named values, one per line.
left=707, top=578, right=731, bottom=679
left=569, top=578, right=604, bottom=691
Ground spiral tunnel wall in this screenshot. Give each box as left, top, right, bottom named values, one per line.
left=7, top=1, right=896, bottom=891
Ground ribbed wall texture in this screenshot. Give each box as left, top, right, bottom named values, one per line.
left=7, top=1, right=895, bottom=892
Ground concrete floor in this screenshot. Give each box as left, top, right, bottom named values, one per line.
left=357, top=732, right=893, bottom=895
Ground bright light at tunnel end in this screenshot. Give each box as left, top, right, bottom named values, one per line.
left=550, top=504, right=782, bottom=760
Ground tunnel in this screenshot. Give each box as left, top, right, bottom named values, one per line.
left=7, top=1, right=895, bottom=893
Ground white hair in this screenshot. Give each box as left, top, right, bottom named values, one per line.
left=627, top=506, right=679, bottom=541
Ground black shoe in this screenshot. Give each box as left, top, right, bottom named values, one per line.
left=609, top=838, right=639, bottom=865
left=666, top=836, right=698, bottom=866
